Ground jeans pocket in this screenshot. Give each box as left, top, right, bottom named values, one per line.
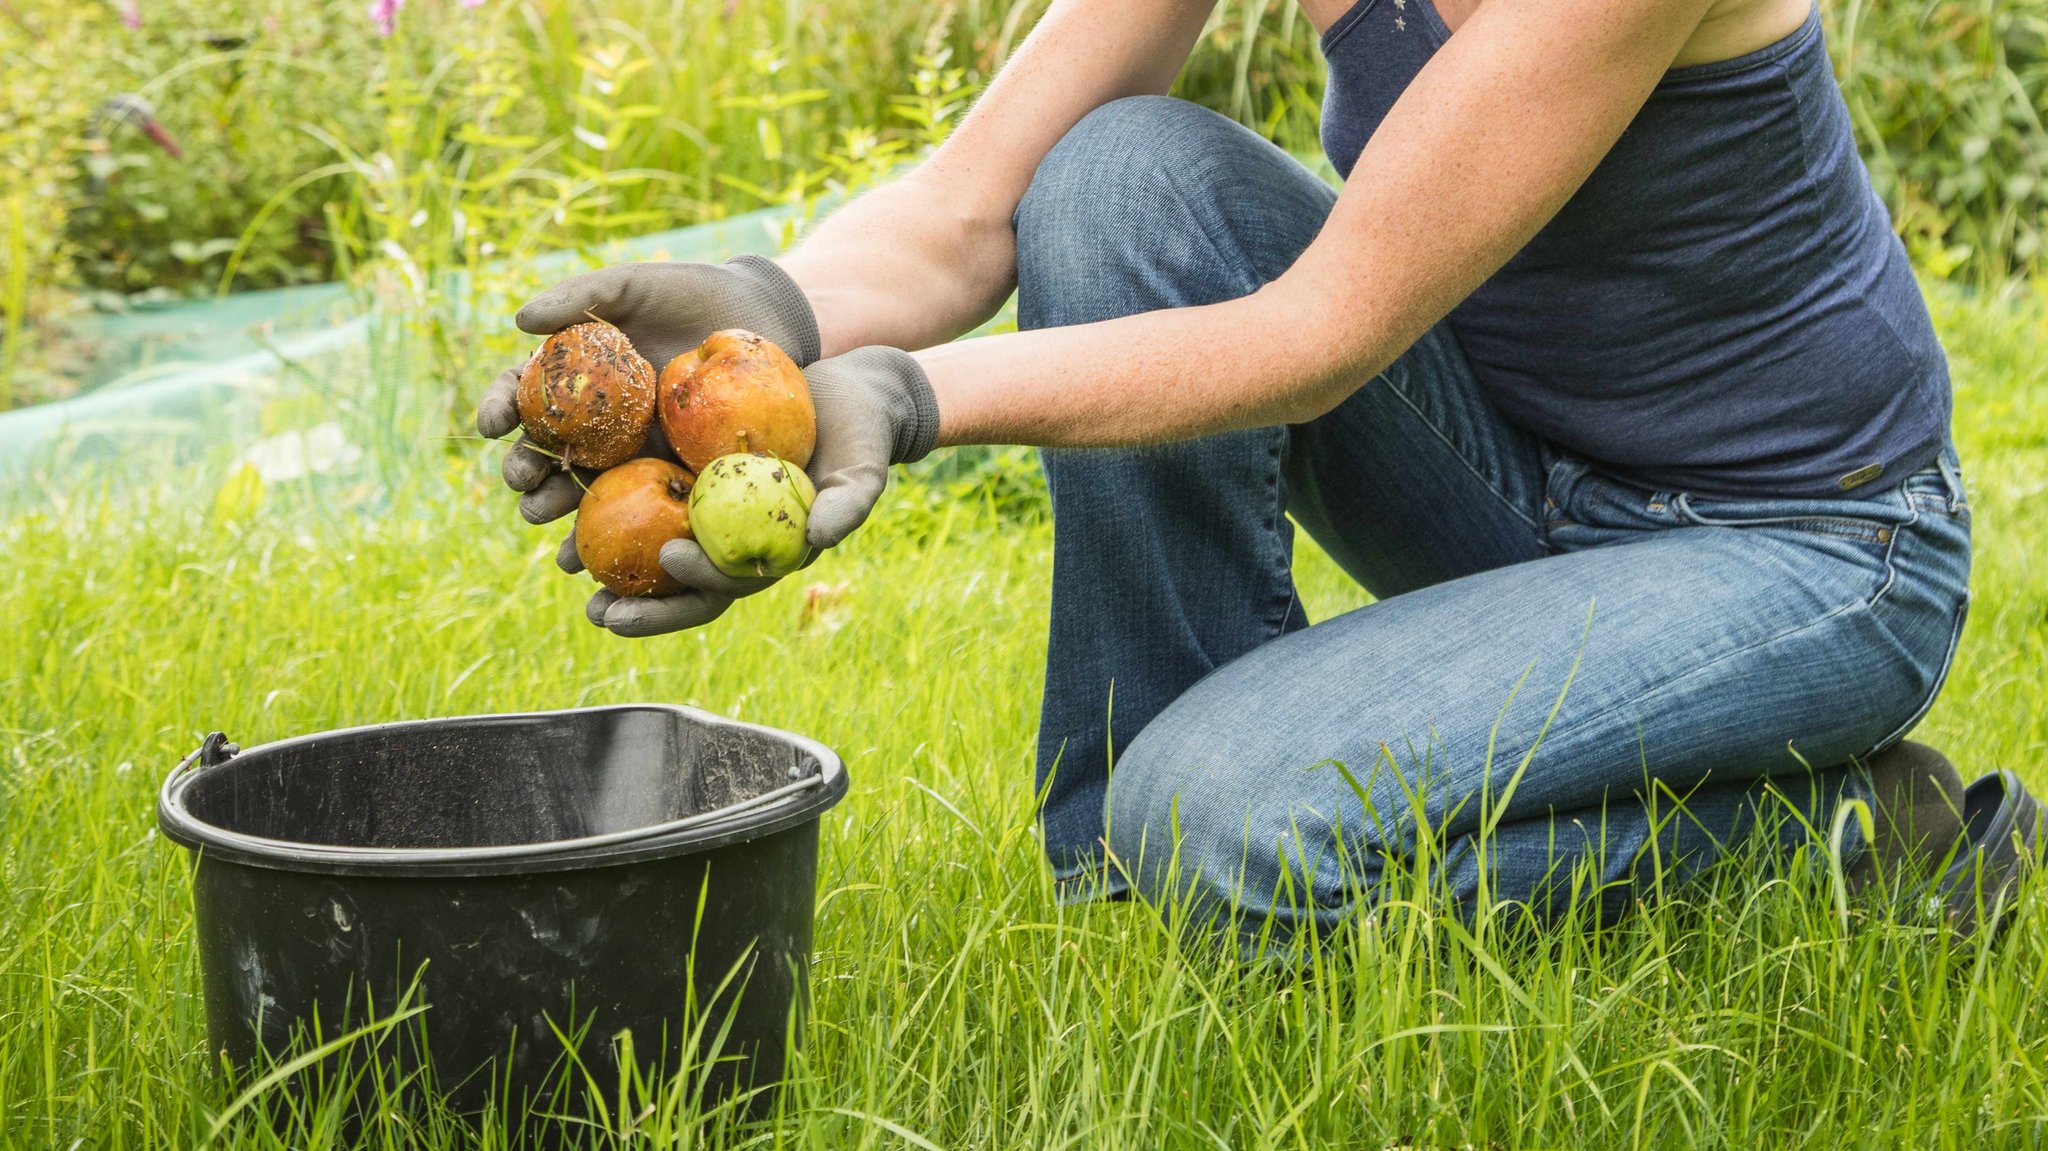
left=1671, top=491, right=1911, bottom=547
left=1672, top=489, right=1920, bottom=611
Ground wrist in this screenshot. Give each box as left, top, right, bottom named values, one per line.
left=790, top=280, right=864, bottom=360
left=911, top=341, right=980, bottom=451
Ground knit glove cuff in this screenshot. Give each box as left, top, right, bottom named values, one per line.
left=805, top=345, right=940, bottom=465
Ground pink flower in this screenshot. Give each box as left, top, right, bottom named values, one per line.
left=367, top=0, right=403, bottom=36
left=460, top=0, right=485, bottom=7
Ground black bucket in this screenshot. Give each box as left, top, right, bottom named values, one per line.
left=157, top=704, right=847, bottom=1133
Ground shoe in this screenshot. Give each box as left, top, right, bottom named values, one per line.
left=1847, top=740, right=1967, bottom=893
left=1932, top=769, right=2043, bottom=939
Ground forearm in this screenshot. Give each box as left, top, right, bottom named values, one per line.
left=912, top=0, right=1714, bottom=452
left=915, top=277, right=1393, bottom=448
left=777, top=168, right=1017, bottom=359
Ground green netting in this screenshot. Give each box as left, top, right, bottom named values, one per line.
left=0, top=206, right=806, bottom=502
left=57, top=282, right=356, bottom=396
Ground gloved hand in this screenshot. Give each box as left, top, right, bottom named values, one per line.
left=474, top=254, right=821, bottom=525
left=589, top=345, right=942, bottom=637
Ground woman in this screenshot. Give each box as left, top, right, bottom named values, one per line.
left=478, top=0, right=2038, bottom=942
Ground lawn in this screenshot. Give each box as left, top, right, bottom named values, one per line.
left=5, top=0, right=2048, bottom=1141
left=0, top=282, right=2044, bottom=1148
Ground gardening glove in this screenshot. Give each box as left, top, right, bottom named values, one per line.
left=590, top=345, right=941, bottom=638
left=474, top=254, right=821, bottom=526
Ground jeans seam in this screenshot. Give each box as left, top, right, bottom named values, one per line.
left=1907, top=491, right=1968, bottom=519
left=1936, top=451, right=1967, bottom=513
left=1152, top=145, right=1302, bottom=637
left=1529, top=594, right=1871, bottom=774
left=1681, top=517, right=1892, bottom=545
left=1673, top=494, right=1915, bottom=563
left=1863, top=499, right=1915, bottom=610
left=1266, top=426, right=1299, bottom=635
left=1869, top=594, right=1968, bottom=753
left=1377, top=375, right=1544, bottom=534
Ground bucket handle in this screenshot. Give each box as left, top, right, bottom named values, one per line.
left=159, top=732, right=238, bottom=807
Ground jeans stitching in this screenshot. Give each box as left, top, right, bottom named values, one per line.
left=1266, top=427, right=1300, bottom=635
left=1687, top=517, right=1893, bottom=545
left=1907, top=491, right=1969, bottom=519
left=1673, top=493, right=1912, bottom=551
left=1864, top=499, right=1915, bottom=610
left=1512, top=595, right=1871, bottom=788
left=1798, top=521, right=1889, bottom=544
left=1377, top=374, right=1544, bottom=534
left=1524, top=507, right=1931, bottom=782
left=1869, top=593, right=1969, bottom=753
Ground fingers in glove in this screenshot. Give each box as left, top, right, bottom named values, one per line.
left=477, top=366, right=523, bottom=439
left=657, top=539, right=780, bottom=597
left=585, top=589, right=618, bottom=627
left=602, top=590, right=736, bottom=637
left=519, top=471, right=587, bottom=525
left=502, top=437, right=560, bottom=492
left=556, top=529, right=584, bottom=574
left=515, top=267, right=635, bottom=335
left=805, top=462, right=889, bottom=549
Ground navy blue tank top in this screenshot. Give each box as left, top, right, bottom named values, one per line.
left=1320, top=3, right=1947, bottom=497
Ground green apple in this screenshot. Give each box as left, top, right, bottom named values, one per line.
left=688, top=451, right=817, bottom=578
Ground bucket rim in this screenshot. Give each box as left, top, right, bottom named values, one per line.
left=157, top=704, right=848, bottom=877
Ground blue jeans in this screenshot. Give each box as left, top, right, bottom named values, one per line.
left=1013, top=96, right=1973, bottom=938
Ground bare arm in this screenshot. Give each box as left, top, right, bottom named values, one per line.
left=777, top=0, right=1217, bottom=358
left=914, top=0, right=1720, bottom=447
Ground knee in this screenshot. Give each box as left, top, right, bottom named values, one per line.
left=1014, top=95, right=1213, bottom=235
left=1014, top=97, right=1207, bottom=300
left=1013, top=96, right=1303, bottom=327
left=1105, top=707, right=1374, bottom=939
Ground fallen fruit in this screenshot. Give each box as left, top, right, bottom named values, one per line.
left=518, top=322, right=657, bottom=470
left=575, top=457, right=695, bottom=597
left=689, top=451, right=816, bottom=578
left=658, top=329, right=815, bottom=474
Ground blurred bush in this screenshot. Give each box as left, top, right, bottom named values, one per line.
left=3, top=1, right=383, bottom=302
left=1831, top=0, right=2048, bottom=282
left=0, top=0, right=2043, bottom=409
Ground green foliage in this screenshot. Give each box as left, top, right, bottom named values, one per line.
left=2, top=0, right=2041, bottom=310
left=0, top=283, right=2045, bottom=1147
left=1829, top=0, right=2048, bottom=286
left=1, top=0, right=2045, bottom=411
left=5, top=0, right=384, bottom=299
left=1176, top=0, right=1328, bottom=154
left=0, top=3, right=98, bottom=408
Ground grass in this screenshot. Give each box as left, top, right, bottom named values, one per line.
left=6, top=0, right=2047, bottom=1143
left=0, top=280, right=2045, bottom=1148
left=3, top=0, right=2044, bottom=410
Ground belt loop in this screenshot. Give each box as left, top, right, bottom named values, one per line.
left=1936, top=452, right=1965, bottom=512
